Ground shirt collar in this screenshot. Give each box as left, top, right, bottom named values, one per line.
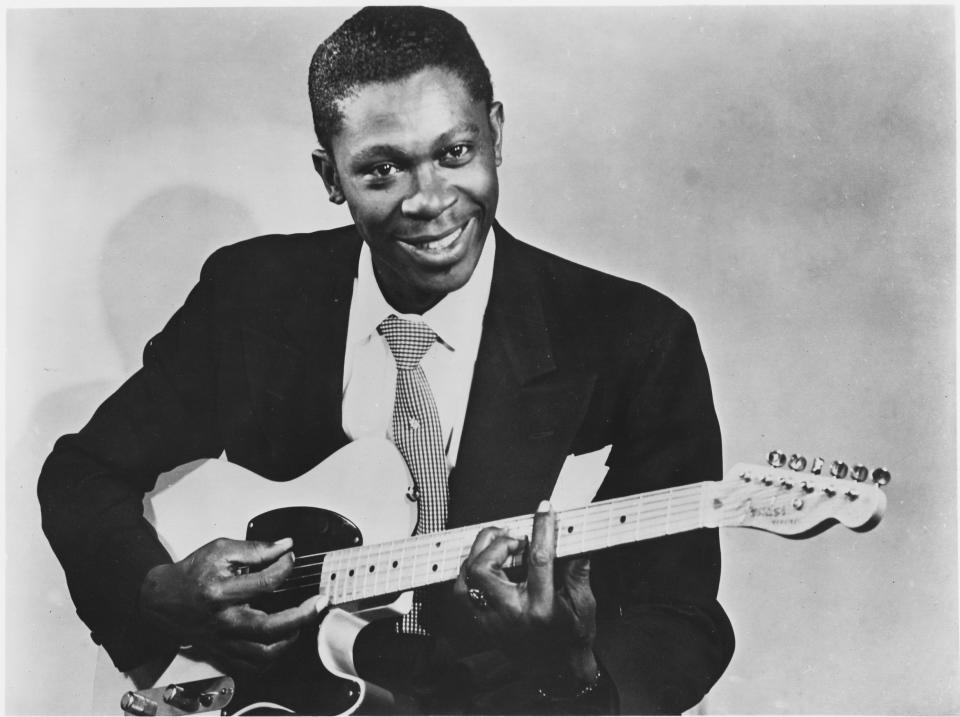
left=347, top=230, right=497, bottom=354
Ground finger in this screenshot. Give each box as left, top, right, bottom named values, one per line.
left=467, top=534, right=524, bottom=607
left=215, top=551, right=296, bottom=603
left=472, top=534, right=525, bottom=575
left=218, top=593, right=323, bottom=642
left=219, top=537, right=295, bottom=568
left=458, top=526, right=508, bottom=592
left=465, top=526, right=507, bottom=566
left=527, top=500, right=556, bottom=609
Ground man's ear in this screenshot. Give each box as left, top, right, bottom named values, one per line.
left=311, top=148, right=345, bottom=204
left=488, top=101, right=505, bottom=167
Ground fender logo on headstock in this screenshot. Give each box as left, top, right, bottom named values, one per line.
left=742, top=498, right=787, bottom=520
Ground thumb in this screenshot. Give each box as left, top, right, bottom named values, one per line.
left=223, top=537, right=294, bottom=567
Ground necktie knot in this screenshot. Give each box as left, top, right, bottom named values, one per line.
left=377, top=314, right=437, bottom=371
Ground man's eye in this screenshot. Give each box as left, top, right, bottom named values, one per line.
left=443, top=144, right=472, bottom=162
left=369, top=163, right=399, bottom=178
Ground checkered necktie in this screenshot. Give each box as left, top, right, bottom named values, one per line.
left=378, top=314, right=449, bottom=634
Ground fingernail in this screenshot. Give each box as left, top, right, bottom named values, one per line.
left=274, top=537, right=293, bottom=549
left=537, top=500, right=551, bottom=513
left=315, top=593, right=330, bottom=613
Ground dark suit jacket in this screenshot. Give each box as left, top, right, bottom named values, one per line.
left=39, top=223, right=734, bottom=713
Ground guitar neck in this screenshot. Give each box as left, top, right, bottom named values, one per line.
left=285, top=481, right=712, bottom=605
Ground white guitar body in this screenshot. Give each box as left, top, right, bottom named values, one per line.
left=90, top=439, right=889, bottom=715
left=93, top=439, right=418, bottom=716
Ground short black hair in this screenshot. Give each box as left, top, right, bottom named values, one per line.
left=308, top=6, right=494, bottom=148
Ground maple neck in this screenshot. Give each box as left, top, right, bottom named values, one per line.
left=282, top=481, right=712, bottom=606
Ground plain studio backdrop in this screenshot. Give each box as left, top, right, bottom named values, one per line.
left=6, top=6, right=956, bottom=715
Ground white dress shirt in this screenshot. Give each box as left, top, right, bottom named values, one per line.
left=341, top=234, right=496, bottom=467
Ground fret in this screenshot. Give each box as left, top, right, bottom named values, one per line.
left=605, top=501, right=613, bottom=548
left=372, top=542, right=381, bottom=594
left=666, top=487, right=674, bottom=535
left=358, top=545, right=368, bottom=600
left=326, top=552, right=339, bottom=604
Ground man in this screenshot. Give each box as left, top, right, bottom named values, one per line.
left=39, top=7, right=734, bottom=714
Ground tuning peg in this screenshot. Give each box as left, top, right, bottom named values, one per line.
left=872, top=467, right=891, bottom=486
left=788, top=454, right=807, bottom=471
left=810, top=457, right=824, bottom=475
left=767, top=450, right=786, bottom=468
left=851, top=464, right=868, bottom=482
left=830, top=460, right=849, bottom=479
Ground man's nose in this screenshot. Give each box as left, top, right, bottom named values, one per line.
left=401, top=165, right=456, bottom=219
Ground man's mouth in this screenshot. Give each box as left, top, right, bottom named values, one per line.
left=398, top=220, right=470, bottom=255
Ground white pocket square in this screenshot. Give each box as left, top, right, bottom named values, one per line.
left=549, top=445, right=612, bottom=511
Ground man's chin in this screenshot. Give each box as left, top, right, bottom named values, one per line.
left=414, top=269, right=475, bottom=304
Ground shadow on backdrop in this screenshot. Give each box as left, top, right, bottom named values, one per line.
left=9, top=186, right=257, bottom=715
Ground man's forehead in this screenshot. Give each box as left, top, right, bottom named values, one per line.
left=333, top=67, right=486, bottom=155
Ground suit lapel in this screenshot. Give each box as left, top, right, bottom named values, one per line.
left=448, top=227, right=597, bottom=527
left=241, top=233, right=360, bottom=477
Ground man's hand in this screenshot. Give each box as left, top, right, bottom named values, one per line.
left=139, top=537, right=326, bottom=673
left=452, top=500, right=599, bottom=681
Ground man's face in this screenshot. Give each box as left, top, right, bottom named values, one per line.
left=314, top=67, right=503, bottom=313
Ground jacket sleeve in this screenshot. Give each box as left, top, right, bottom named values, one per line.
left=37, top=251, right=226, bottom=670
left=590, top=307, right=734, bottom=714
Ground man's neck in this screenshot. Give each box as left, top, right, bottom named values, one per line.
left=370, top=260, right=446, bottom=315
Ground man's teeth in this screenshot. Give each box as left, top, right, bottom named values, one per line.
left=418, top=226, right=463, bottom=252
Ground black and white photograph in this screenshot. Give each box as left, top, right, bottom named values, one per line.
left=6, top=5, right=956, bottom=715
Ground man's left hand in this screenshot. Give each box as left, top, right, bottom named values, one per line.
left=452, top=500, right=599, bottom=681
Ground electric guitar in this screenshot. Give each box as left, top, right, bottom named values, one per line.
left=92, top=439, right=890, bottom=716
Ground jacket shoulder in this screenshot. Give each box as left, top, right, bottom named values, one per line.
left=203, top=225, right=360, bottom=277
left=506, top=232, right=693, bottom=332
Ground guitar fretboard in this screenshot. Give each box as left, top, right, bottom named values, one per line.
left=280, top=481, right=713, bottom=605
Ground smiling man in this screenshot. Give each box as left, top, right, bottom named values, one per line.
left=39, top=7, right=734, bottom=715
left=312, top=65, right=502, bottom=314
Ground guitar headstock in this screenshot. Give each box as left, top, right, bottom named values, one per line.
left=707, top=451, right=889, bottom=538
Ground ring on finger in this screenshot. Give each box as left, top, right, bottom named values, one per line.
left=467, top=587, right=489, bottom=610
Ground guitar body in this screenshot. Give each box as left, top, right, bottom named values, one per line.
left=92, top=439, right=418, bottom=716
left=90, top=440, right=889, bottom=715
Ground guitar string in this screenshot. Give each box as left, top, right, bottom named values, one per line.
left=286, top=498, right=770, bottom=606
left=277, top=505, right=706, bottom=597
left=276, top=486, right=795, bottom=600
left=283, top=483, right=704, bottom=565
left=308, top=491, right=816, bottom=602
left=283, top=483, right=707, bottom=574
left=269, top=480, right=836, bottom=601
left=279, top=489, right=705, bottom=581
left=282, top=494, right=704, bottom=584
left=274, top=499, right=707, bottom=599
left=269, top=485, right=793, bottom=601
left=273, top=482, right=802, bottom=600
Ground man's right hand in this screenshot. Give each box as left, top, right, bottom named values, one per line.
left=138, top=537, right=325, bottom=673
